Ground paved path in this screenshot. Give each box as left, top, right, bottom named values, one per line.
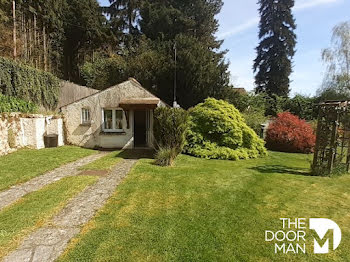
left=3, top=159, right=137, bottom=262
left=0, top=152, right=108, bottom=211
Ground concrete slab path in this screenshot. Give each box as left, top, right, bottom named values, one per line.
left=3, top=158, right=137, bottom=262
left=0, top=152, right=108, bottom=211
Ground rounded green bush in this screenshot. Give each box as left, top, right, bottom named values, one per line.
left=184, top=98, right=267, bottom=160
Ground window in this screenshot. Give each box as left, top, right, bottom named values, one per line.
left=103, top=109, right=124, bottom=132
left=81, top=108, right=91, bottom=124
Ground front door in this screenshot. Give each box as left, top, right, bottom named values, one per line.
left=134, top=110, right=147, bottom=147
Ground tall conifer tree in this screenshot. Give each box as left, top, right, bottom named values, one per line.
left=253, top=0, right=297, bottom=97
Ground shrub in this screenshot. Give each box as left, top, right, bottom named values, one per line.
left=265, top=112, right=316, bottom=153
left=242, top=108, right=267, bottom=135
left=154, top=107, right=189, bottom=165
left=184, top=98, right=267, bottom=160
left=155, top=147, right=177, bottom=166
left=0, top=94, right=38, bottom=113
left=0, top=57, right=59, bottom=109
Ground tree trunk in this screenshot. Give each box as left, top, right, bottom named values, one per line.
left=43, top=26, right=47, bottom=71
left=12, top=0, right=17, bottom=58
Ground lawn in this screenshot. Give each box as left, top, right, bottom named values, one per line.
left=79, top=151, right=122, bottom=171
left=0, top=146, right=96, bottom=191
left=0, top=175, right=98, bottom=259
left=58, top=151, right=350, bottom=262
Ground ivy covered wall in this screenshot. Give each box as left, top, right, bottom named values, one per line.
left=0, top=57, right=60, bottom=110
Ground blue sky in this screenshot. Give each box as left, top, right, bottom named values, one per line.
left=98, top=0, right=350, bottom=96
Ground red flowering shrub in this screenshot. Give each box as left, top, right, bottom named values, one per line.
left=266, top=112, right=316, bottom=153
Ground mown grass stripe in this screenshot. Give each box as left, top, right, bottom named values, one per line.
left=0, top=175, right=98, bottom=259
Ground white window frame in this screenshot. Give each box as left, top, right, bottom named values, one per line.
left=81, top=108, right=91, bottom=125
left=102, top=108, right=124, bottom=132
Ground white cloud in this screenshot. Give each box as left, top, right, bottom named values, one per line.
left=217, top=18, right=259, bottom=39
left=295, top=0, right=339, bottom=10
left=218, top=0, right=341, bottom=39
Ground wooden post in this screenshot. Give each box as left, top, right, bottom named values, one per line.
left=12, top=0, right=17, bottom=59
left=328, top=111, right=340, bottom=173
left=312, top=105, right=322, bottom=168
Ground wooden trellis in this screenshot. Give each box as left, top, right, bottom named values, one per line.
left=312, top=101, right=350, bottom=175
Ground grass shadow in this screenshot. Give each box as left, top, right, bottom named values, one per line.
left=116, top=149, right=155, bottom=160
left=250, top=165, right=312, bottom=176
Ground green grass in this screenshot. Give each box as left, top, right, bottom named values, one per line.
left=0, top=175, right=98, bottom=259
left=79, top=151, right=122, bottom=171
left=0, top=146, right=96, bottom=191
left=58, top=152, right=350, bottom=262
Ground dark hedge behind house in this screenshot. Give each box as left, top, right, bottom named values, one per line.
left=0, top=57, right=60, bottom=110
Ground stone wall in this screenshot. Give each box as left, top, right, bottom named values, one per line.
left=0, top=113, right=64, bottom=156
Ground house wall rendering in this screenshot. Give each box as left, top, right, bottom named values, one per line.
left=60, top=79, right=162, bottom=149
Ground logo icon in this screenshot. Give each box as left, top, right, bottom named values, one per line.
left=309, top=218, right=342, bottom=254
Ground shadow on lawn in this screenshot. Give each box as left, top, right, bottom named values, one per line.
left=116, top=149, right=155, bottom=160
left=250, top=165, right=312, bottom=176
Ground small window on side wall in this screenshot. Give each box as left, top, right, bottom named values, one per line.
left=81, top=108, right=91, bottom=125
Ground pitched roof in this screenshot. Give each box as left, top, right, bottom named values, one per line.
left=59, top=78, right=161, bottom=109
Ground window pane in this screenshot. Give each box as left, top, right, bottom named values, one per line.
left=115, top=110, right=123, bottom=129
left=104, top=110, right=113, bottom=129
left=82, top=108, right=90, bottom=123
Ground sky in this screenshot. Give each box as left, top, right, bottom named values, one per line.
left=98, top=0, right=350, bottom=96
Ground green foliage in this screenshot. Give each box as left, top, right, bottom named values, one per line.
left=215, top=89, right=267, bottom=134
left=319, top=21, right=350, bottom=101
left=0, top=94, right=38, bottom=113
left=154, top=107, right=189, bottom=161
left=63, top=0, right=109, bottom=81
left=184, top=98, right=267, bottom=160
left=81, top=54, right=127, bottom=90
left=106, top=0, right=141, bottom=36
left=114, top=0, right=230, bottom=109
left=283, top=94, right=317, bottom=120
left=242, top=109, right=267, bottom=136
left=0, top=57, right=59, bottom=109
left=254, top=0, right=296, bottom=97
left=155, top=147, right=177, bottom=167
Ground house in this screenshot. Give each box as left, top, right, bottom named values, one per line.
left=60, top=78, right=166, bottom=149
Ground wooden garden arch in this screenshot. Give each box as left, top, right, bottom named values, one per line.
left=312, top=100, right=350, bottom=175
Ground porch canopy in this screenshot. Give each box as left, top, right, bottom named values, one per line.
left=119, top=98, right=160, bottom=110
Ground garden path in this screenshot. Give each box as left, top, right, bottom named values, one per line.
left=0, top=152, right=109, bottom=211
left=3, top=158, right=137, bottom=262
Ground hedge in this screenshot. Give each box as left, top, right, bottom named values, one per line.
left=0, top=94, right=38, bottom=113
left=0, top=57, right=60, bottom=109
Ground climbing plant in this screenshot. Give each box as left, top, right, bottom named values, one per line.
left=0, top=57, right=60, bottom=109
left=0, top=94, right=38, bottom=113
